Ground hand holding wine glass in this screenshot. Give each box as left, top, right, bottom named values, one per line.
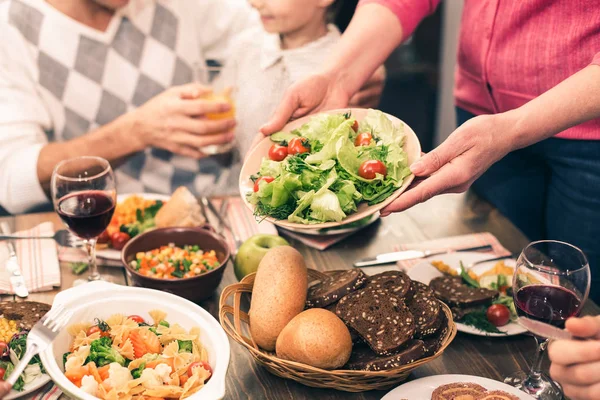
left=51, top=156, right=116, bottom=285
left=548, top=316, right=600, bottom=400
left=505, top=240, right=590, bottom=399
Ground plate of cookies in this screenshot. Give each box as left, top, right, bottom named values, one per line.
left=381, top=374, right=535, bottom=399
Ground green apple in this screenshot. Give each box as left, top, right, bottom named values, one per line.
left=234, top=234, right=289, bottom=281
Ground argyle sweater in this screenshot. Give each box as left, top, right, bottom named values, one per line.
left=0, top=0, right=257, bottom=214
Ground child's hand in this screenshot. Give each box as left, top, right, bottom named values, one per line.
left=349, top=65, right=386, bottom=109
left=549, top=316, right=600, bottom=400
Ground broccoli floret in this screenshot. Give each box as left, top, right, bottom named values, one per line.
left=85, top=337, right=126, bottom=367
left=131, top=362, right=145, bottom=379
left=177, top=340, right=193, bottom=353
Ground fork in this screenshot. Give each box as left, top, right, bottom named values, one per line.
left=6, top=304, right=72, bottom=386
left=0, top=230, right=82, bottom=248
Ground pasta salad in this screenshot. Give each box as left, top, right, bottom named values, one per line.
left=63, top=311, right=211, bottom=399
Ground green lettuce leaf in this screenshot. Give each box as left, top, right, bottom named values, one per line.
left=305, top=120, right=353, bottom=164
left=310, top=189, right=346, bottom=222
left=288, top=190, right=315, bottom=224
left=259, top=158, right=284, bottom=178
left=359, top=109, right=405, bottom=146
left=334, top=180, right=362, bottom=214
left=294, top=113, right=347, bottom=142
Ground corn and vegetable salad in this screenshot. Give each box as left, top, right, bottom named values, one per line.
left=0, top=318, right=18, bottom=343
left=130, top=243, right=220, bottom=279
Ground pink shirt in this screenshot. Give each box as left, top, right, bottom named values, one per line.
left=360, top=0, right=600, bottom=140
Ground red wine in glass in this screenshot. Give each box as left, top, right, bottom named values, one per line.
left=57, top=190, right=115, bottom=240
left=515, top=284, right=581, bottom=329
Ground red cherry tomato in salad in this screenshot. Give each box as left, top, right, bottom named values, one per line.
left=287, top=137, right=309, bottom=155
left=253, top=176, right=275, bottom=192
left=351, top=120, right=359, bottom=132
left=97, top=230, right=111, bottom=244
left=358, top=160, right=387, bottom=179
left=188, top=361, right=212, bottom=377
left=110, top=232, right=130, bottom=250
left=354, top=132, right=372, bottom=147
left=0, top=342, right=8, bottom=358
left=128, top=315, right=145, bottom=324
left=486, top=304, right=510, bottom=327
left=86, top=325, right=110, bottom=338
left=268, top=144, right=288, bottom=161
left=0, top=367, right=5, bottom=380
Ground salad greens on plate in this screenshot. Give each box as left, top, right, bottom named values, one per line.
left=0, top=331, right=46, bottom=391
left=248, top=110, right=412, bottom=224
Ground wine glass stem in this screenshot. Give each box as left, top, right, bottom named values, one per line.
left=525, top=337, right=549, bottom=387
left=84, top=238, right=100, bottom=281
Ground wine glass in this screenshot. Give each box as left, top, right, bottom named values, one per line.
left=193, top=60, right=237, bottom=155
left=504, top=240, right=590, bottom=399
left=51, top=156, right=116, bottom=285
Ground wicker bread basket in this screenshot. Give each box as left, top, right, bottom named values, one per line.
left=219, top=269, right=457, bottom=392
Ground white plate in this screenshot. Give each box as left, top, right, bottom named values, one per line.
left=278, top=213, right=380, bottom=236
left=407, top=252, right=527, bottom=337
left=4, top=374, right=51, bottom=400
left=382, top=374, right=535, bottom=400
left=96, top=193, right=170, bottom=261
left=40, top=281, right=230, bottom=400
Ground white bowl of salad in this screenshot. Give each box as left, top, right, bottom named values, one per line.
left=240, top=108, right=421, bottom=229
left=39, top=281, right=230, bottom=400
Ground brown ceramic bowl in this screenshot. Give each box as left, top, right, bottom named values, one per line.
left=121, top=226, right=230, bottom=303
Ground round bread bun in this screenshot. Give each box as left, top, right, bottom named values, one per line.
left=276, top=308, right=352, bottom=370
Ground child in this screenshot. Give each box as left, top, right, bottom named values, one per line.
left=221, top=0, right=351, bottom=159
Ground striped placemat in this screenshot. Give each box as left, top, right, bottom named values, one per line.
left=0, top=222, right=61, bottom=293
left=24, top=382, right=62, bottom=400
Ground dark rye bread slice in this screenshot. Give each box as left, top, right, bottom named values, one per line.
left=363, top=271, right=414, bottom=299
left=306, top=269, right=367, bottom=308
left=430, top=276, right=498, bottom=308
left=0, top=301, right=51, bottom=330
left=431, top=382, right=487, bottom=400
left=476, top=391, right=520, bottom=400
left=345, top=339, right=424, bottom=371
left=336, top=288, right=415, bottom=355
left=422, top=311, right=449, bottom=357
left=406, top=281, right=441, bottom=337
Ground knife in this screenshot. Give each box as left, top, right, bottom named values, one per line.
left=0, top=223, right=29, bottom=298
left=353, top=244, right=493, bottom=268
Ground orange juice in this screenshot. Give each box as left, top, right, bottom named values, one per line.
left=203, top=91, right=235, bottom=120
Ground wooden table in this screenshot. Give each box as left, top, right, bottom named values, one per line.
left=2, top=192, right=598, bottom=399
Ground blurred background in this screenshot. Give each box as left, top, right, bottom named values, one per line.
left=336, top=1, right=464, bottom=153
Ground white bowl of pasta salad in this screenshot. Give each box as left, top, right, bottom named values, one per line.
left=39, top=281, right=230, bottom=400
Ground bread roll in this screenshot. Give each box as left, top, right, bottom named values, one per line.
left=155, top=186, right=205, bottom=228
left=276, top=308, right=352, bottom=369
left=249, top=246, right=307, bottom=351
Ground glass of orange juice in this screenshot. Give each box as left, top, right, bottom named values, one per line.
left=193, top=61, right=236, bottom=155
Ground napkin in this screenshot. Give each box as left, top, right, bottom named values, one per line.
left=277, top=230, right=352, bottom=251
left=394, top=232, right=512, bottom=271
left=26, top=382, right=62, bottom=400
left=0, top=222, right=61, bottom=294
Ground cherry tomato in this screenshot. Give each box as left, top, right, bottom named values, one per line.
left=287, top=137, right=309, bottom=155
left=86, top=325, right=110, bottom=338
left=0, top=342, right=8, bottom=358
left=0, top=367, right=5, bottom=380
left=358, top=160, right=387, bottom=179
left=486, top=304, right=510, bottom=327
left=110, top=232, right=130, bottom=251
left=128, top=315, right=145, bottom=324
left=253, top=176, right=275, bottom=192
left=268, top=144, right=288, bottom=161
left=97, top=230, right=111, bottom=244
left=351, top=120, right=359, bottom=132
left=354, top=132, right=372, bottom=147
left=188, top=361, right=212, bottom=377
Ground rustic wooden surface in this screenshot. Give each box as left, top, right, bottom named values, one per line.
left=1, top=192, right=598, bottom=399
